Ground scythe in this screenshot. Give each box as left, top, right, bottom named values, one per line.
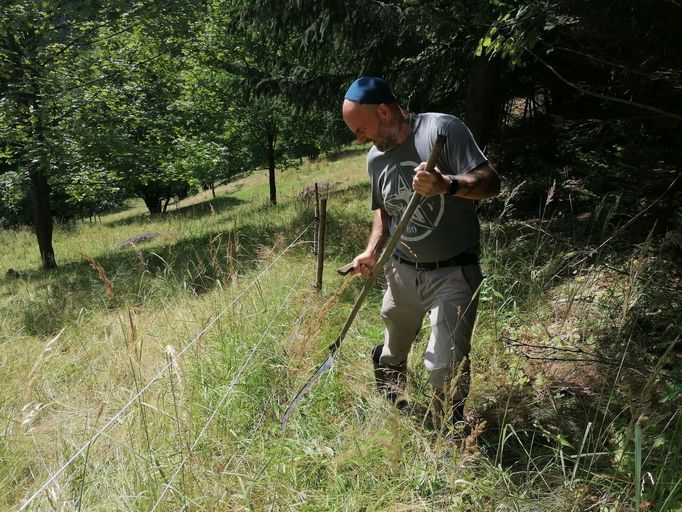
left=281, top=134, right=446, bottom=431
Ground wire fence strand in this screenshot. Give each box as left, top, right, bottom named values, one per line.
left=18, top=221, right=314, bottom=512
left=150, top=263, right=311, bottom=510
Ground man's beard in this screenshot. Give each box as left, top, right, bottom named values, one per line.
left=374, top=131, right=398, bottom=152
left=374, top=114, right=410, bottom=151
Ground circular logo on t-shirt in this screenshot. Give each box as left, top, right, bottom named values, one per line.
left=382, top=160, right=444, bottom=242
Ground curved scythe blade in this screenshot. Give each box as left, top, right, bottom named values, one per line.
left=280, top=339, right=340, bottom=431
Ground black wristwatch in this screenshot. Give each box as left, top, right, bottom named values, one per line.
left=447, top=175, right=459, bottom=195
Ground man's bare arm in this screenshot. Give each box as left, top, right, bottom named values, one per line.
left=412, top=161, right=501, bottom=200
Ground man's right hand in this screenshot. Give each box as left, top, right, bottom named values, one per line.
left=352, top=251, right=379, bottom=280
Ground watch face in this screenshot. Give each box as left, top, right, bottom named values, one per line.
left=449, top=176, right=459, bottom=195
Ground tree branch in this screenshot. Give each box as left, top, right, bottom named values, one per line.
left=550, top=45, right=655, bottom=78
left=525, top=47, right=682, bottom=122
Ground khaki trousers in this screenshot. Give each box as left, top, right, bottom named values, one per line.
left=378, top=258, right=483, bottom=400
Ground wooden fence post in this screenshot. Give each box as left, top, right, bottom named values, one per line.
left=313, top=183, right=319, bottom=255
left=316, top=197, right=327, bottom=292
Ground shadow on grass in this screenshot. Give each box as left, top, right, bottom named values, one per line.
left=472, top=212, right=680, bottom=505
left=7, top=183, right=374, bottom=337
left=324, top=145, right=370, bottom=162
left=103, top=194, right=247, bottom=227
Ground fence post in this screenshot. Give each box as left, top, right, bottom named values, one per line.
left=313, top=183, right=320, bottom=255
left=315, top=197, right=327, bottom=292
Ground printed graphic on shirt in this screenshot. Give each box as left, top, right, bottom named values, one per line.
left=381, top=160, right=444, bottom=242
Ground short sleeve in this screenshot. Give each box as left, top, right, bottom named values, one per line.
left=368, top=151, right=384, bottom=210
left=443, top=118, right=487, bottom=175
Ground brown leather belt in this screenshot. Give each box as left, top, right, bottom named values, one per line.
left=393, top=252, right=478, bottom=270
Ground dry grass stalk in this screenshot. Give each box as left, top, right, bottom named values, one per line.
left=120, top=309, right=144, bottom=383
left=165, top=344, right=183, bottom=388
left=83, top=254, right=114, bottom=298
left=498, top=179, right=527, bottom=220
left=460, top=420, right=487, bottom=464
left=46, top=483, right=68, bottom=512
left=21, top=402, right=44, bottom=432
left=290, top=276, right=356, bottom=362
left=208, top=233, right=225, bottom=282
left=26, top=327, right=66, bottom=397
left=226, top=235, right=235, bottom=282
left=208, top=233, right=223, bottom=279
left=226, top=222, right=239, bottom=282
left=131, top=243, right=147, bottom=269
left=545, top=179, right=556, bottom=207
left=273, top=233, right=286, bottom=249
left=128, top=309, right=138, bottom=344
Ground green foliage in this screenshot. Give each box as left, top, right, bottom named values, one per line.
left=475, top=2, right=549, bottom=69
left=1, top=0, right=679, bottom=506
left=2, top=0, right=681, bottom=268
left=0, top=170, right=25, bottom=223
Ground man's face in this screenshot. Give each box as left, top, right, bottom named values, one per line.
left=342, top=101, right=399, bottom=152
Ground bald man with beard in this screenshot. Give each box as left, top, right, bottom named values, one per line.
left=342, top=77, right=500, bottom=429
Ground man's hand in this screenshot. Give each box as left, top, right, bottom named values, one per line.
left=412, top=163, right=449, bottom=196
left=352, top=251, right=379, bottom=280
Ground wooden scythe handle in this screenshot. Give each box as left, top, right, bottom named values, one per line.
left=336, top=134, right=446, bottom=277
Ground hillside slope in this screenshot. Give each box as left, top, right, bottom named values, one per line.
left=1, top=147, right=680, bottom=511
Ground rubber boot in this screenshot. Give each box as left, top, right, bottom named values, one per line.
left=431, top=390, right=470, bottom=436
left=371, top=344, right=408, bottom=408
left=452, top=400, right=465, bottom=424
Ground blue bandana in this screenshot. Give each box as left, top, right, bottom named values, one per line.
left=344, top=77, right=397, bottom=104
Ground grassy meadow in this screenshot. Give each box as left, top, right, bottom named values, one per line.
left=1, top=147, right=680, bottom=511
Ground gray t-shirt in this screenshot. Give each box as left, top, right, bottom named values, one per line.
left=368, top=112, right=487, bottom=262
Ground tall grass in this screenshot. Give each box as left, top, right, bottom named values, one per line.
left=1, top=153, right=680, bottom=511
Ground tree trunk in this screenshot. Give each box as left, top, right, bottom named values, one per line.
left=141, top=187, right=163, bottom=215
left=28, top=83, right=56, bottom=269
left=267, top=126, right=277, bottom=206
left=29, top=163, right=57, bottom=270
left=465, top=56, right=503, bottom=150
left=8, top=28, right=57, bottom=269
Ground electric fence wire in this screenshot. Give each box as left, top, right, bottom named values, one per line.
left=18, top=221, right=315, bottom=512
left=150, top=262, right=311, bottom=510
left=213, top=293, right=316, bottom=506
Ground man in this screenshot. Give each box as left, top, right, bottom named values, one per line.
left=342, top=77, right=500, bottom=427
